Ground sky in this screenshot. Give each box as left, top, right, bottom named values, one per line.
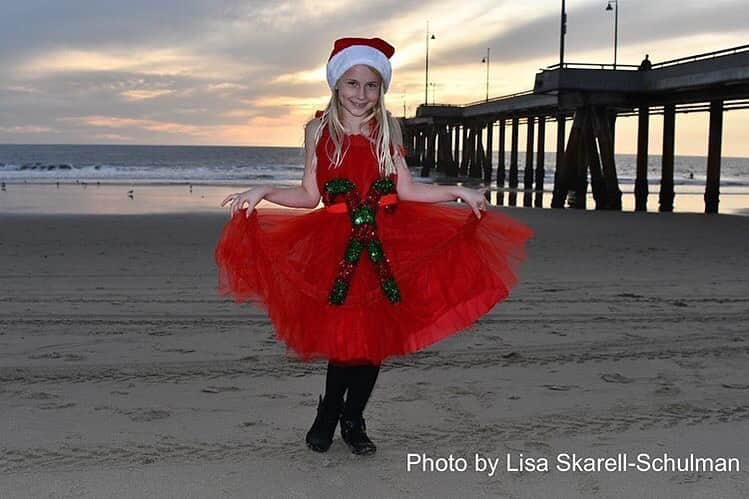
left=1, top=0, right=747, bottom=156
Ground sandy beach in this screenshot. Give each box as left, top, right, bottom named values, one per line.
left=1, top=207, right=747, bottom=498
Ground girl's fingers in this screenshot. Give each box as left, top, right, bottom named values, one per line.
left=233, top=198, right=244, bottom=217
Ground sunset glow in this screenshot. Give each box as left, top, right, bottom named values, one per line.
left=2, top=0, right=747, bottom=155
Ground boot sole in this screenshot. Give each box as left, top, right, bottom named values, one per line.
left=306, top=440, right=332, bottom=453
left=344, top=441, right=376, bottom=456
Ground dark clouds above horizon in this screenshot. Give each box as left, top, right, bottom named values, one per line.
left=1, top=0, right=747, bottom=146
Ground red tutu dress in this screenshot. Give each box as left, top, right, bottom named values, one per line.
left=214, top=128, right=533, bottom=365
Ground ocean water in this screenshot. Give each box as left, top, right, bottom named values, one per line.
left=0, top=144, right=747, bottom=215
left=0, top=144, right=303, bottom=185
left=1, top=144, right=748, bottom=188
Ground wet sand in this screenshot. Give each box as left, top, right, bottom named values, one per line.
left=1, top=182, right=749, bottom=216
left=0, top=208, right=747, bottom=498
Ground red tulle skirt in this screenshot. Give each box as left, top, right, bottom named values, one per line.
left=214, top=201, right=533, bottom=365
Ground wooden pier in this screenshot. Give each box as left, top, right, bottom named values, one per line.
left=401, top=45, right=749, bottom=213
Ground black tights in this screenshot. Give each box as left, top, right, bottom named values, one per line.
left=324, top=361, right=380, bottom=420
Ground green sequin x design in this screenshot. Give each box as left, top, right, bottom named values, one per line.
left=322, top=174, right=400, bottom=306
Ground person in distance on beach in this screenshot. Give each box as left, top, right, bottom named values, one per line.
left=215, top=37, right=533, bottom=456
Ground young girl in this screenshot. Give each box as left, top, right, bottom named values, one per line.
left=214, top=37, right=533, bottom=456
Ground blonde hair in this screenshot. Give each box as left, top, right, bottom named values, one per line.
left=312, top=70, right=402, bottom=178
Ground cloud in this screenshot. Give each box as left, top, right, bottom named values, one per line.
left=0, top=1, right=231, bottom=63
left=0, top=125, right=56, bottom=134
left=59, top=115, right=205, bottom=135
left=419, top=0, right=749, bottom=71
left=92, top=132, right=135, bottom=142
left=0, top=0, right=747, bottom=147
left=120, top=89, right=175, bottom=101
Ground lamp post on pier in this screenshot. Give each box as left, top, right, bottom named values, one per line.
left=606, top=0, right=619, bottom=69
left=481, top=48, right=490, bottom=102
left=424, top=21, right=436, bottom=105
left=560, top=0, right=567, bottom=68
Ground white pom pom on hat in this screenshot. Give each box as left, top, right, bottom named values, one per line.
left=326, top=37, right=395, bottom=93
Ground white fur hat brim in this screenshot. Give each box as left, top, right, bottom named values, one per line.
left=326, top=45, right=392, bottom=92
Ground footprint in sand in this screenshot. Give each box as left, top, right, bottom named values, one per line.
left=126, top=408, right=171, bottom=422
left=256, top=392, right=287, bottom=399
left=148, top=331, right=172, bottom=336
left=721, top=383, right=749, bottom=390
left=24, top=391, right=59, bottom=400
left=616, top=292, right=644, bottom=299
left=158, top=348, right=196, bottom=354
left=38, top=402, right=76, bottom=410
left=28, top=352, right=86, bottom=361
left=601, top=373, right=635, bottom=384
left=202, top=385, right=241, bottom=394
left=525, top=440, right=552, bottom=452
left=671, top=472, right=705, bottom=484
left=674, top=359, right=704, bottom=369
left=543, top=384, right=578, bottom=391
left=654, top=384, right=681, bottom=395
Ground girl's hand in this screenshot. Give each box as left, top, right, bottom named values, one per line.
left=221, top=187, right=266, bottom=218
left=460, top=187, right=490, bottom=219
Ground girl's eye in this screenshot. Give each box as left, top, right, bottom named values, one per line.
left=367, top=83, right=379, bottom=89
left=348, top=81, right=358, bottom=86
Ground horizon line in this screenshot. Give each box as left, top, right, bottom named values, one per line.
left=1, top=142, right=749, bottom=160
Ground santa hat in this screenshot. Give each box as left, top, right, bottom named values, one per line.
left=326, top=37, right=395, bottom=93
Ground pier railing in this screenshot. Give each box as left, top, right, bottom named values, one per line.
left=542, top=62, right=639, bottom=71
left=421, top=90, right=535, bottom=109
left=540, top=44, right=749, bottom=72
left=650, top=44, right=749, bottom=69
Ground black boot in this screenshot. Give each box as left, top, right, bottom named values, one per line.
left=340, top=415, right=376, bottom=455
left=340, top=364, right=380, bottom=455
left=305, top=394, right=341, bottom=452
left=306, top=361, right=348, bottom=452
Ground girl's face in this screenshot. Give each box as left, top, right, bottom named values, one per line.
left=336, top=64, right=381, bottom=120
